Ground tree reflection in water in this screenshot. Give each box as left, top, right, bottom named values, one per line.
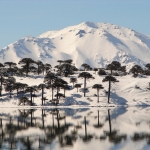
left=102, top=109, right=127, bottom=144
left=0, top=108, right=150, bottom=149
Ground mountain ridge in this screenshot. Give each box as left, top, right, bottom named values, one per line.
left=1, top=21, right=150, bottom=69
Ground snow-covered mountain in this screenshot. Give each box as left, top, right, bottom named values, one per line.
left=1, top=21, right=150, bottom=69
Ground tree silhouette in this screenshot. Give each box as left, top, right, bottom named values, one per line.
left=36, top=60, right=43, bottom=75
left=0, top=63, right=4, bottom=68
left=44, top=72, right=57, bottom=101
left=78, top=72, right=94, bottom=97
left=43, top=63, right=52, bottom=74
left=106, top=61, right=121, bottom=75
left=0, top=69, right=7, bottom=96
left=81, top=63, right=91, bottom=71
left=44, top=72, right=57, bottom=85
left=104, top=109, right=127, bottom=144
left=92, top=84, right=104, bottom=102
left=98, top=69, right=106, bottom=76
left=4, top=77, right=16, bottom=98
left=74, top=84, right=81, bottom=93
left=93, top=68, right=98, bottom=74
left=18, top=58, right=35, bottom=76
left=93, top=110, right=104, bottom=128
left=19, top=96, right=30, bottom=105
left=4, top=62, right=16, bottom=69
left=13, top=82, right=24, bottom=97
left=102, top=75, right=118, bottom=103
left=57, top=60, right=64, bottom=65
left=29, top=66, right=37, bottom=75
left=70, top=77, right=77, bottom=87
left=58, top=63, right=77, bottom=77
left=38, top=84, right=46, bottom=105
left=62, top=84, right=70, bottom=97
left=25, top=86, right=37, bottom=106
left=129, top=65, right=143, bottom=77
left=54, top=78, right=68, bottom=101
left=80, top=117, right=93, bottom=142
left=146, top=63, right=150, bottom=70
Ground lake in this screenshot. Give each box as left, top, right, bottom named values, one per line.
left=0, top=107, right=150, bottom=150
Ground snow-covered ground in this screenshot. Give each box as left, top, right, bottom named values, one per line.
left=1, top=71, right=150, bottom=107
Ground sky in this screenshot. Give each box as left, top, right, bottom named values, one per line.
left=0, top=0, right=150, bottom=49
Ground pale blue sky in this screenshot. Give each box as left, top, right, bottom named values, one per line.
left=0, top=0, right=150, bottom=49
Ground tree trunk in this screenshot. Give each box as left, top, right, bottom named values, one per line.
left=0, top=119, right=2, bottom=127
left=57, top=87, right=59, bottom=100
left=42, top=109, right=45, bottom=128
left=17, top=89, right=18, bottom=97
left=9, top=90, right=12, bottom=98
left=30, top=91, right=33, bottom=106
left=84, top=117, right=87, bottom=138
left=108, top=109, right=112, bottom=134
left=26, top=63, right=29, bottom=77
left=17, top=118, right=19, bottom=128
left=52, top=113, right=54, bottom=128
left=98, top=110, right=99, bottom=126
left=30, top=111, right=33, bottom=126
left=108, top=80, right=111, bottom=103
left=64, top=88, right=66, bottom=97
left=97, top=89, right=99, bottom=103
left=56, top=111, right=60, bottom=129
left=0, top=76, right=2, bottom=87
left=52, top=86, right=53, bottom=100
left=37, top=65, right=39, bottom=75
left=84, top=78, right=86, bottom=97
left=42, top=87, right=44, bottom=105
left=0, top=76, right=2, bottom=96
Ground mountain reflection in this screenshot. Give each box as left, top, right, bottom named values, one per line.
left=0, top=107, right=150, bottom=149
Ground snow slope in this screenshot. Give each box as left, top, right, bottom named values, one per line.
left=1, top=71, right=150, bottom=107
left=0, top=22, right=150, bottom=69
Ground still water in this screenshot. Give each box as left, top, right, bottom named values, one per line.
left=0, top=107, right=150, bottom=150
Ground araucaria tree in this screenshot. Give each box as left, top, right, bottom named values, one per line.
left=81, top=63, right=91, bottom=71
left=4, top=62, right=17, bottom=69
left=38, top=83, right=46, bottom=105
left=0, top=69, right=8, bottom=96
left=102, top=75, right=118, bottom=103
left=78, top=72, right=94, bottom=97
left=129, top=65, right=143, bottom=77
left=145, top=63, right=150, bottom=70
left=92, top=84, right=104, bottom=103
left=36, top=60, right=43, bottom=75
left=44, top=72, right=57, bottom=101
left=57, top=59, right=77, bottom=77
left=70, top=77, right=77, bottom=87
left=106, top=61, right=121, bottom=75
left=74, top=84, right=81, bottom=92
left=25, top=86, right=37, bottom=106
left=18, top=58, right=35, bottom=76
left=54, top=78, right=68, bottom=100
left=13, top=82, right=25, bottom=97
left=4, top=77, right=16, bottom=98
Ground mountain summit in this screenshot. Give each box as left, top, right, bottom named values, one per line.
left=1, top=22, right=150, bottom=68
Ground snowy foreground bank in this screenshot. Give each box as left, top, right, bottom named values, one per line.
left=1, top=71, right=150, bottom=108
